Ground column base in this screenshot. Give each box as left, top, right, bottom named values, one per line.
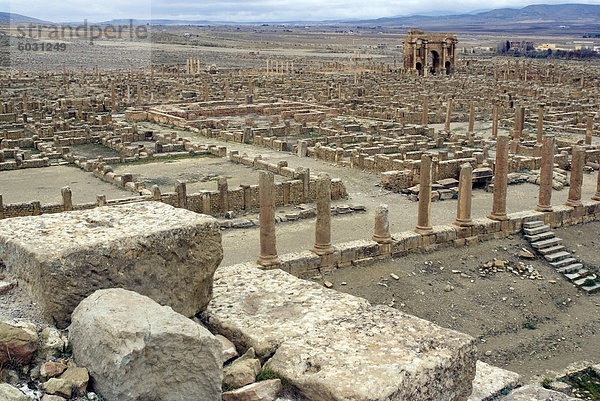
left=311, top=244, right=333, bottom=256
left=535, top=204, right=553, bottom=212
left=372, top=234, right=393, bottom=244
left=257, top=255, right=280, bottom=268
left=488, top=213, right=508, bottom=221
left=414, top=225, right=433, bottom=235
left=565, top=200, right=582, bottom=208
left=453, top=219, right=473, bottom=227
left=592, top=193, right=600, bottom=201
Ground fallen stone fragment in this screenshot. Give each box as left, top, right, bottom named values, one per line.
left=468, top=361, right=521, bottom=401
left=39, top=327, right=67, bottom=361
left=59, top=365, right=89, bottom=395
left=519, top=249, right=535, bottom=259
left=43, top=378, right=72, bottom=398
left=40, top=361, right=67, bottom=378
left=0, top=383, right=29, bottom=401
left=323, top=281, right=333, bottom=288
left=0, top=280, right=16, bottom=295
left=222, top=379, right=282, bottom=401
left=390, top=273, right=400, bottom=280
left=0, top=320, right=39, bottom=364
left=217, top=334, right=238, bottom=363
left=41, top=394, right=66, bottom=401
left=502, top=384, right=579, bottom=400
left=223, top=348, right=262, bottom=389
left=69, top=288, right=222, bottom=401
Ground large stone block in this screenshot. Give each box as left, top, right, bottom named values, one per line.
left=203, top=264, right=476, bottom=401
left=0, top=202, right=222, bottom=328
left=69, top=288, right=222, bottom=401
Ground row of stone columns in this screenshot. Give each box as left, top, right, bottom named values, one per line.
left=256, top=141, right=600, bottom=266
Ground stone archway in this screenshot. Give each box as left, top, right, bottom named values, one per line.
left=402, top=29, right=458, bottom=76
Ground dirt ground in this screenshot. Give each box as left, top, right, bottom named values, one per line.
left=318, top=221, right=600, bottom=383
left=0, top=165, right=131, bottom=205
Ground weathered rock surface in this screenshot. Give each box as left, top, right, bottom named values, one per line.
left=222, top=379, right=282, bottom=401
left=223, top=348, right=262, bottom=389
left=203, top=264, right=476, bottom=401
left=502, top=384, right=579, bottom=400
left=0, top=383, right=29, bottom=401
left=69, top=288, right=222, bottom=401
left=39, top=327, right=67, bottom=361
left=40, top=361, right=67, bottom=378
left=42, top=378, right=72, bottom=398
left=216, top=334, right=238, bottom=363
left=468, top=361, right=521, bottom=401
left=0, top=202, right=223, bottom=328
left=0, top=320, right=39, bottom=364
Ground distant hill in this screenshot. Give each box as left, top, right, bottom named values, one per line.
left=0, top=12, right=50, bottom=23
left=356, top=4, right=600, bottom=32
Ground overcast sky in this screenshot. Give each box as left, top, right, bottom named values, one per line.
left=3, top=0, right=600, bottom=22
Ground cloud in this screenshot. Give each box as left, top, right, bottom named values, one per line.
left=6, top=0, right=600, bottom=22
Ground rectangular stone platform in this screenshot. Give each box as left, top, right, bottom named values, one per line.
left=0, top=202, right=222, bottom=328
left=202, top=263, right=477, bottom=401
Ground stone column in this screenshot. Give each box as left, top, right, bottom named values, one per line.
left=0, top=194, right=3, bottom=219
left=444, top=98, right=452, bottom=132
left=454, top=163, right=473, bottom=226
left=218, top=177, right=229, bottom=212
left=513, top=107, right=521, bottom=141
left=257, top=171, right=279, bottom=267
left=536, top=135, right=555, bottom=212
left=311, top=173, right=333, bottom=255
left=566, top=147, right=585, bottom=207
left=415, top=154, right=433, bottom=234
left=96, top=195, right=107, bottom=207
left=537, top=104, right=544, bottom=144
left=372, top=204, right=392, bottom=243
left=61, top=186, right=73, bottom=211
left=151, top=184, right=161, bottom=201
left=422, top=97, right=428, bottom=126
left=585, top=115, right=593, bottom=146
left=468, top=102, right=475, bottom=133
left=489, top=135, right=509, bottom=221
left=175, top=180, right=187, bottom=209
left=592, top=169, right=600, bottom=201
left=492, top=104, right=499, bottom=138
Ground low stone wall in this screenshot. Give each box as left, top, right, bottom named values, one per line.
left=264, top=201, right=600, bottom=278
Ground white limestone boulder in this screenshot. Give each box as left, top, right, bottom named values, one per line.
left=0, top=202, right=222, bottom=328
left=69, top=288, right=222, bottom=401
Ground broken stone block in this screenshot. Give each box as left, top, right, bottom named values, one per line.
left=0, top=321, right=39, bottom=365
left=69, top=288, right=222, bottom=401
left=223, top=348, right=262, bottom=389
left=0, top=383, right=29, bottom=401
left=203, top=264, right=476, bottom=401
left=0, top=202, right=222, bottom=328
left=468, top=361, right=521, bottom=401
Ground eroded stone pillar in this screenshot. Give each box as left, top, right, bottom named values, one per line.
left=218, top=177, right=229, bottom=212
left=454, top=163, right=473, bottom=226
left=536, top=135, right=555, bottom=212
left=566, top=147, right=585, bottom=207
left=489, top=135, right=509, bottom=221
left=592, top=169, right=600, bottom=201
left=586, top=115, right=593, bottom=146
left=372, top=204, right=392, bottom=243
left=444, top=98, right=452, bottom=132
left=415, top=154, right=433, bottom=234
left=468, top=102, right=475, bottom=133
left=175, top=180, right=187, bottom=209
left=61, top=186, right=73, bottom=211
left=96, top=194, right=107, bottom=207
left=422, top=97, right=428, bottom=126
left=151, top=185, right=161, bottom=201
left=311, top=173, right=333, bottom=255
left=0, top=194, right=4, bottom=219
left=537, top=104, right=544, bottom=144
left=257, top=171, right=279, bottom=267
left=492, top=104, right=499, bottom=138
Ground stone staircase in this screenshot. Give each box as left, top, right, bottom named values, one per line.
left=523, top=221, right=600, bottom=293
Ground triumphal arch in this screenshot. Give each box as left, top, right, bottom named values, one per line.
left=402, top=29, right=458, bottom=76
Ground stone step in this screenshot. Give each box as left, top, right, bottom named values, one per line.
left=538, top=245, right=566, bottom=255
left=582, top=283, right=600, bottom=293
left=525, top=231, right=555, bottom=242
left=550, top=257, right=578, bottom=268
left=523, top=221, right=544, bottom=229
left=544, top=251, right=571, bottom=262
left=523, top=225, right=551, bottom=236
left=531, top=237, right=562, bottom=250
left=564, top=269, right=591, bottom=281
left=574, top=275, right=597, bottom=286
left=556, top=263, right=584, bottom=274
